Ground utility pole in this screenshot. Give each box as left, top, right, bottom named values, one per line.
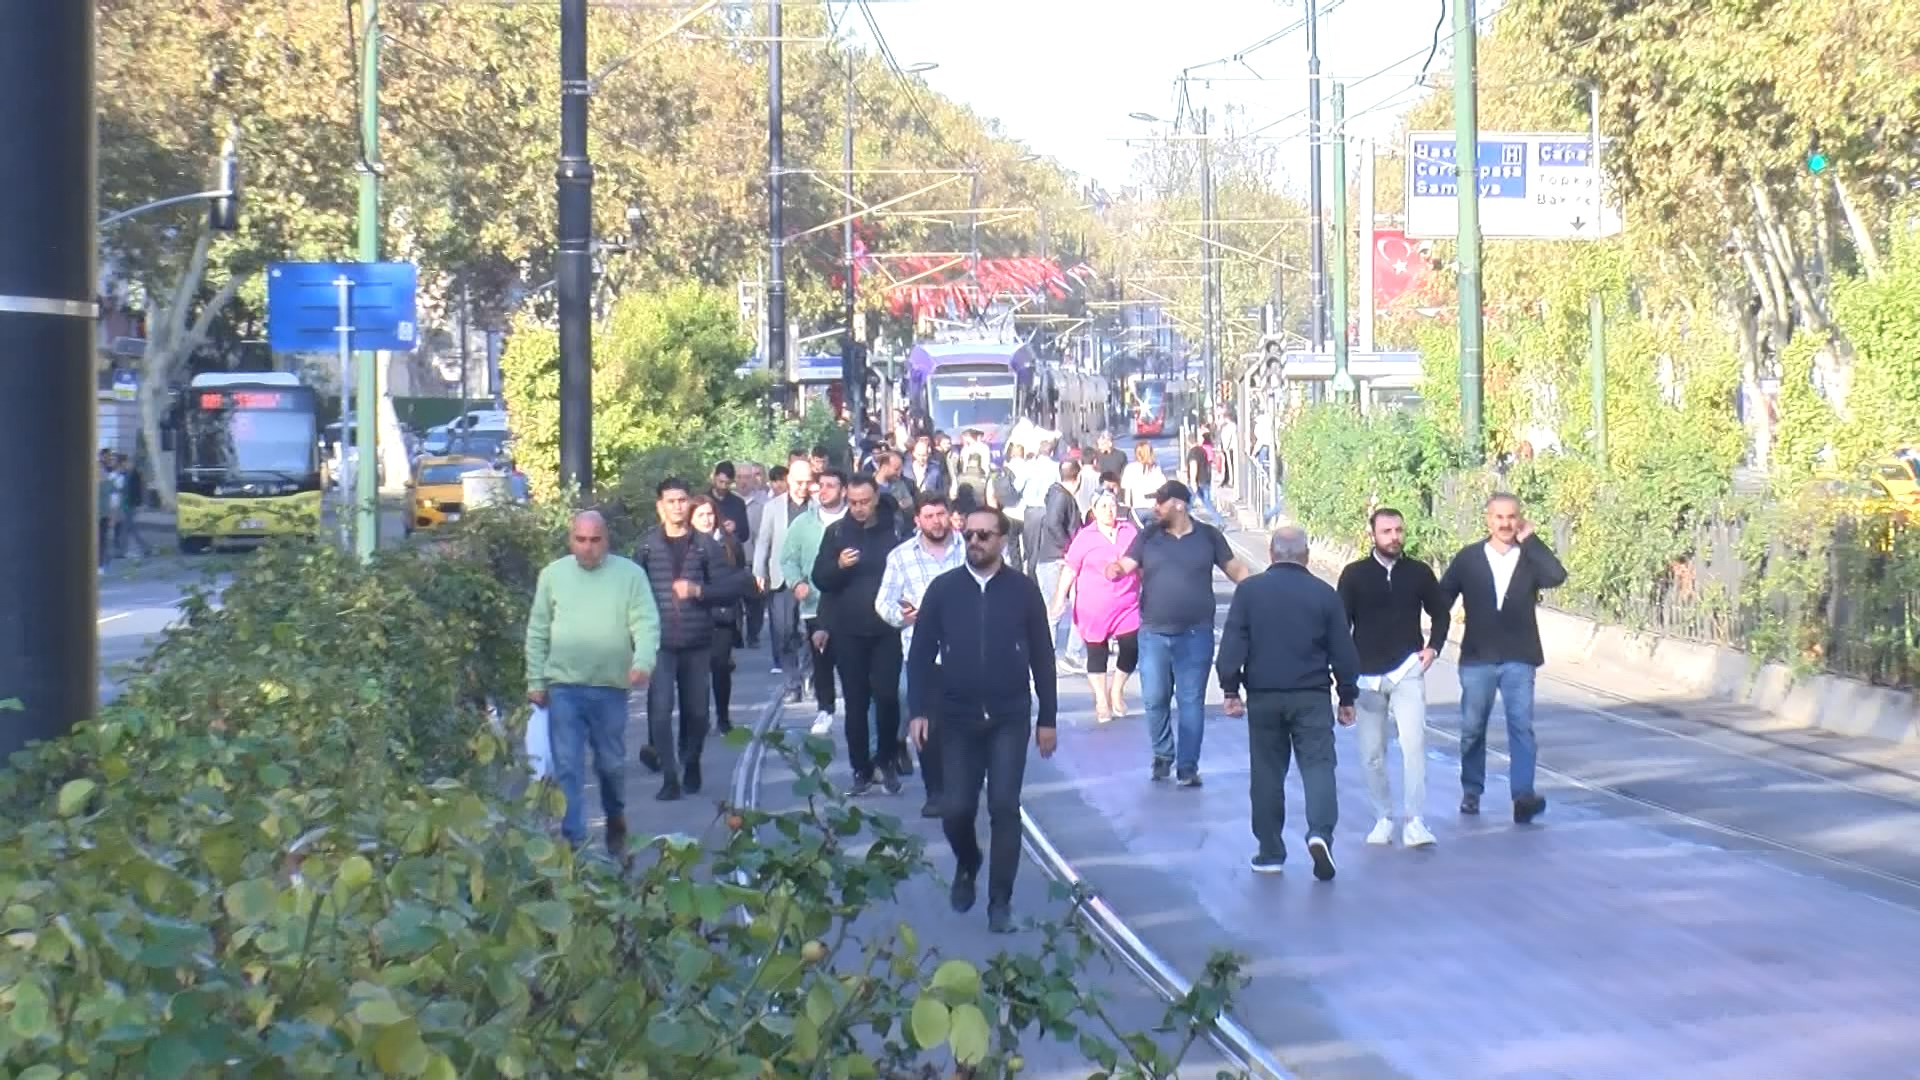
left=556, top=0, right=594, bottom=495
left=355, top=0, right=382, bottom=558
left=841, top=50, right=862, bottom=444
left=457, top=278, right=470, bottom=421
left=1330, top=83, right=1352, bottom=403
left=0, top=0, right=94, bottom=758
left=1198, top=106, right=1216, bottom=411
left=1453, top=0, right=1486, bottom=459
left=767, top=0, right=788, bottom=390
left=1306, top=0, right=1326, bottom=352
left=1587, top=81, right=1607, bottom=466
left=1357, top=137, right=1376, bottom=353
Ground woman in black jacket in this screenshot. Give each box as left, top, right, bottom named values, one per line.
left=692, top=496, right=745, bottom=734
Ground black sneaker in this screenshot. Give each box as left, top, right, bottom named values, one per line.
left=1248, top=852, right=1285, bottom=875
left=920, top=799, right=943, bottom=819
left=682, top=758, right=703, bottom=795
left=896, top=745, right=914, bottom=777
left=847, top=774, right=876, bottom=798
left=1459, top=792, right=1481, bottom=815
left=606, top=816, right=630, bottom=858
left=1150, top=757, right=1173, bottom=782
left=1175, top=768, right=1202, bottom=787
left=986, top=903, right=1013, bottom=934
left=878, top=766, right=902, bottom=795
left=1514, top=794, right=1548, bottom=824
left=1307, top=836, right=1337, bottom=881
left=655, top=781, right=683, bottom=802
left=639, top=745, right=662, bottom=773
left=716, top=717, right=733, bottom=736
left=950, top=867, right=978, bottom=913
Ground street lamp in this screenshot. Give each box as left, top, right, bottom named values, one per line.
left=1129, top=111, right=1164, bottom=124
left=902, top=61, right=939, bottom=74
left=98, top=128, right=242, bottom=231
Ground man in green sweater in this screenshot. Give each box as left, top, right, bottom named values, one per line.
left=526, top=510, right=661, bottom=853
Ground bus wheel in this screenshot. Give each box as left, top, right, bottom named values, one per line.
left=179, top=537, right=211, bottom=555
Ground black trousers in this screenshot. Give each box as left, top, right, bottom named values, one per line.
left=939, top=706, right=1031, bottom=906
left=1021, top=507, right=1045, bottom=576
left=834, top=631, right=902, bottom=778
left=1246, top=689, right=1339, bottom=861
left=743, top=589, right=765, bottom=646
left=709, top=624, right=736, bottom=727
left=906, top=665, right=944, bottom=803
left=803, top=615, right=837, bottom=713
left=645, top=645, right=712, bottom=785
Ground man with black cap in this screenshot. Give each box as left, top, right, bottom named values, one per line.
left=1106, top=480, right=1252, bottom=785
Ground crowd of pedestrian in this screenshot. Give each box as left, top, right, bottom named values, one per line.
left=521, top=417, right=1568, bottom=926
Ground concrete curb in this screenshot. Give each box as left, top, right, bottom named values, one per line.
left=1235, top=519, right=1920, bottom=747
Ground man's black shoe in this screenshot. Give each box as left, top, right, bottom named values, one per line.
left=1307, top=836, right=1337, bottom=882
left=950, top=868, right=978, bottom=913
left=683, top=758, right=703, bottom=795
left=1175, top=769, right=1203, bottom=788
left=639, top=745, right=662, bottom=773
left=879, top=766, right=903, bottom=796
left=1151, top=757, right=1173, bottom=782
left=1514, top=794, right=1548, bottom=824
left=847, top=774, right=875, bottom=798
left=986, top=903, right=1013, bottom=934
left=1459, top=792, right=1481, bottom=815
left=920, top=800, right=943, bottom=819
left=715, top=717, right=733, bottom=736
left=655, top=781, right=683, bottom=802
left=605, top=816, right=629, bottom=858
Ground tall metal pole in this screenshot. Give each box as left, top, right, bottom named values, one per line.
left=0, top=0, right=95, bottom=756
left=1197, top=107, right=1217, bottom=414
left=1330, top=83, right=1352, bottom=403
left=1357, top=137, right=1377, bottom=353
left=1306, top=0, right=1326, bottom=352
left=458, top=277, right=471, bottom=421
left=354, top=0, right=382, bottom=558
left=556, top=0, right=595, bottom=496
left=841, top=50, right=862, bottom=443
left=1453, top=0, right=1486, bottom=459
left=767, top=0, right=788, bottom=388
left=1587, top=81, right=1607, bottom=465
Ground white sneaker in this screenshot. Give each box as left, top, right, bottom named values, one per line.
left=1403, top=818, right=1437, bottom=848
left=808, top=711, right=834, bottom=736
left=1365, top=818, right=1395, bottom=846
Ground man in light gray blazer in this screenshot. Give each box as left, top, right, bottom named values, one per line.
left=752, top=457, right=815, bottom=695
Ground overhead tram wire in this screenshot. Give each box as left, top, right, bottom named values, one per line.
left=852, top=0, right=964, bottom=164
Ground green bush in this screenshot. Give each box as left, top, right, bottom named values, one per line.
left=0, top=515, right=1248, bottom=1078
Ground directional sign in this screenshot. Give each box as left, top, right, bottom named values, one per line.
left=266, top=261, right=418, bottom=353
left=1404, top=131, right=1623, bottom=241
left=1279, top=351, right=1423, bottom=381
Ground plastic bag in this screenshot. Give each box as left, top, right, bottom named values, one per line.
left=525, top=704, right=552, bottom=780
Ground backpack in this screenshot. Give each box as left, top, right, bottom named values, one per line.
left=989, top=465, right=1019, bottom=509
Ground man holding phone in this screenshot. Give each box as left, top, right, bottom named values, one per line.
left=876, top=492, right=965, bottom=817
left=812, top=474, right=908, bottom=796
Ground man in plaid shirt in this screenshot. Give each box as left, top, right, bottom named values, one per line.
left=876, top=490, right=966, bottom=818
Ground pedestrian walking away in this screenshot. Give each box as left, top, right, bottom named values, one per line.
left=1049, top=490, right=1141, bottom=722
left=693, top=496, right=747, bottom=735
left=780, top=468, right=847, bottom=735
left=1119, top=440, right=1165, bottom=527
left=1216, top=526, right=1360, bottom=881
left=812, top=474, right=908, bottom=796
left=1337, top=507, right=1451, bottom=849
left=524, top=511, right=660, bottom=855
left=755, top=458, right=815, bottom=688
left=1437, top=492, right=1568, bottom=823
left=907, top=507, right=1059, bottom=933
left=737, top=463, right=770, bottom=648
left=1106, top=481, right=1251, bottom=785
left=634, top=478, right=749, bottom=801
left=876, top=491, right=967, bottom=816
left=1030, top=460, right=1086, bottom=673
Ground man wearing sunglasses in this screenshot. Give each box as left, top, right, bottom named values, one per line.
left=907, top=508, right=1059, bottom=934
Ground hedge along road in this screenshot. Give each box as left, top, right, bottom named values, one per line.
left=733, top=670, right=1254, bottom=1077
left=998, top=521, right=1920, bottom=1080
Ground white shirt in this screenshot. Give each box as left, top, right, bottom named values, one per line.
left=1484, top=540, right=1522, bottom=610
left=966, top=563, right=998, bottom=591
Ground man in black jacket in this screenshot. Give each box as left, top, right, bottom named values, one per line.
left=1216, top=526, right=1360, bottom=882
left=812, top=473, right=907, bottom=796
left=634, top=477, right=749, bottom=800
left=907, top=507, right=1058, bottom=932
left=1337, top=507, right=1451, bottom=849
left=1030, top=460, right=1085, bottom=672
left=1436, top=492, right=1568, bottom=824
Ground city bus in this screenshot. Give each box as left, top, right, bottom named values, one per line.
left=173, top=372, right=323, bottom=551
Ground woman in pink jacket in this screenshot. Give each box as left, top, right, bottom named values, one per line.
left=1047, top=490, right=1142, bottom=722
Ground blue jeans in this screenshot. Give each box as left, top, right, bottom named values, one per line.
left=547, top=684, right=630, bottom=846
left=1138, top=625, right=1215, bottom=772
left=1457, top=662, right=1539, bottom=799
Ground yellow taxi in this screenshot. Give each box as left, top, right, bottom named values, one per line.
left=408, top=455, right=493, bottom=532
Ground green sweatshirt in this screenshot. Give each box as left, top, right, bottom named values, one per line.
left=524, top=554, right=661, bottom=692
left=780, top=507, right=842, bottom=619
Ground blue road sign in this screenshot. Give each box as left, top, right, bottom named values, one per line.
left=266, top=261, right=418, bottom=353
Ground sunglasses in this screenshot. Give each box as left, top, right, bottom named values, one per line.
left=962, top=529, right=1002, bottom=542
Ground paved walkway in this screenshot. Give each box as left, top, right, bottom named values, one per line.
left=1007, top=524, right=1920, bottom=1079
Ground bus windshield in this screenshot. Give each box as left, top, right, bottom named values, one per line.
left=928, top=376, right=1017, bottom=430
left=186, top=408, right=318, bottom=478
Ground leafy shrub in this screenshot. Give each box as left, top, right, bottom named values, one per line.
left=0, top=513, right=1248, bottom=1077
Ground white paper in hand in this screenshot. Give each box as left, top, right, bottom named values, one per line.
left=525, top=705, right=552, bottom=780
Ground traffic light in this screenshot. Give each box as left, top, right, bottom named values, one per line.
left=209, top=130, right=241, bottom=232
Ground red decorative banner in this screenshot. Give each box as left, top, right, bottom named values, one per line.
left=1372, top=229, right=1429, bottom=307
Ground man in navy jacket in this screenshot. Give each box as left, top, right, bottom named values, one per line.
left=907, top=507, right=1058, bottom=933
left=1436, top=492, right=1568, bottom=823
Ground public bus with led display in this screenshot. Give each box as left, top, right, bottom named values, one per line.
left=173, top=372, right=323, bottom=551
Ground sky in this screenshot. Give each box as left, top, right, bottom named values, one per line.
left=843, top=0, right=1463, bottom=192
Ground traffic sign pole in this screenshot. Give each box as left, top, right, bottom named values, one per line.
left=355, top=0, right=381, bottom=561
left=335, top=276, right=356, bottom=550
left=1453, top=0, right=1485, bottom=460
left=1330, top=84, right=1353, bottom=403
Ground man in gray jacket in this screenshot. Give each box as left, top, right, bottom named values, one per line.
left=753, top=457, right=814, bottom=698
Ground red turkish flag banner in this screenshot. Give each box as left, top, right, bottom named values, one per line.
left=1372, top=229, right=1428, bottom=307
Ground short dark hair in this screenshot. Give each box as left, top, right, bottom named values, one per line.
left=1369, top=507, right=1404, bottom=528
left=875, top=449, right=900, bottom=469
left=816, top=466, right=847, bottom=487
left=809, top=445, right=829, bottom=459
left=712, top=461, right=736, bottom=480
left=963, top=428, right=983, bottom=439
left=656, top=476, right=691, bottom=498
left=1060, top=460, right=1081, bottom=483
left=933, top=430, right=950, bottom=442
left=1100, top=470, right=1121, bottom=486
left=914, top=491, right=950, bottom=513
left=951, top=488, right=980, bottom=515
left=965, top=506, right=1011, bottom=536
left=845, top=471, right=878, bottom=492
left=769, top=465, right=788, bottom=483
left=787, top=448, right=807, bottom=463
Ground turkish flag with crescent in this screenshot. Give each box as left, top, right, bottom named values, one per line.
left=1372, top=229, right=1428, bottom=307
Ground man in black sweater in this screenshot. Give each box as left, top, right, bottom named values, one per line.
left=1216, top=526, right=1360, bottom=882
left=907, top=507, right=1058, bottom=933
left=812, top=474, right=907, bottom=796
left=1436, top=492, right=1568, bottom=824
left=1337, top=507, right=1451, bottom=849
